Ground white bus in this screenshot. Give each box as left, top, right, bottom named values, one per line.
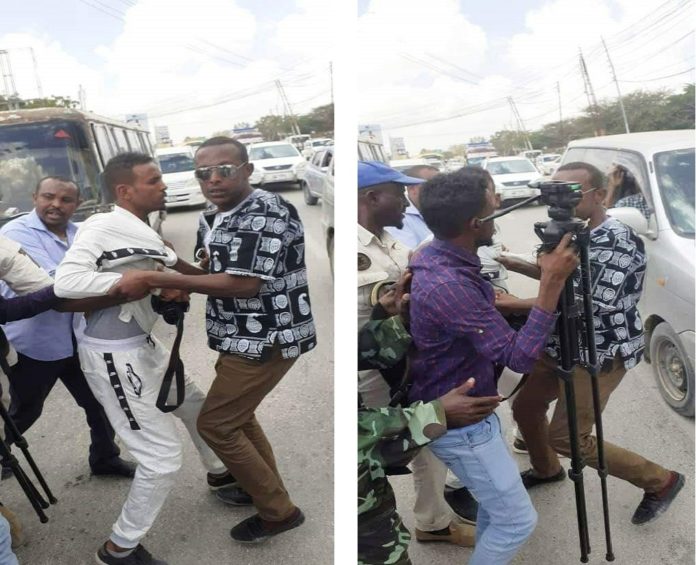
left=0, top=107, right=164, bottom=230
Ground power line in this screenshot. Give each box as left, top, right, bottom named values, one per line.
left=620, top=66, right=695, bottom=82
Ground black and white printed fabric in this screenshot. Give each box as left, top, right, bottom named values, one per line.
left=546, top=216, right=646, bottom=370
left=200, top=190, right=316, bottom=361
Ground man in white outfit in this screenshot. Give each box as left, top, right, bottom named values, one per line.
left=54, top=153, right=230, bottom=565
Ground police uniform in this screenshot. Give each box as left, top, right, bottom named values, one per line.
left=356, top=224, right=454, bottom=534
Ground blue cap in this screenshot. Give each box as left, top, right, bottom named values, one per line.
left=358, top=160, right=423, bottom=190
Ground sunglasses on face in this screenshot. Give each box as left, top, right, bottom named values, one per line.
left=194, top=163, right=247, bottom=181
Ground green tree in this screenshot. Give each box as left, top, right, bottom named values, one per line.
left=0, top=94, right=79, bottom=112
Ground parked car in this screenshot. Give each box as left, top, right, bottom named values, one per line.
left=302, top=138, right=333, bottom=159
left=303, top=146, right=333, bottom=205
left=482, top=156, right=542, bottom=203
left=560, top=130, right=695, bottom=417
left=321, top=156, right=335, bottom=274
left=248, top=141, right=307, bottom=188
left=389, top=158, right=431, bottom=173
left=538, top=153, right=562, bottom=176
left=155, top=146, right=207, bottom=209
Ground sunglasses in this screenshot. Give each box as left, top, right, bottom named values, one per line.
left=194, top=163, right=247, bottom=181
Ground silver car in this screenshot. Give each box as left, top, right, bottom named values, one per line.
left=303, top=147, right=333, bottom=205
left=562, top=130, right=695, bottom=417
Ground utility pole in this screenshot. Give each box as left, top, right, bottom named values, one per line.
left=579, top=49, right=602, bottom=136
left=275, top=79, right=301, bottom=135
left=557, top=81, right=564, bottom=145
left=601, top=36, right=630, bottom=133
left=29, top=47, right=43, bottom=99
left=78, top=84, right=87, bottom=110
left=329, top=61, right=334, bottom=106
left=507, top=96, right=533, bottom=151
left=0, top=50, right=19, bottom=109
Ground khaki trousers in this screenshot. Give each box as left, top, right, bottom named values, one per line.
left=197, top=347, right=297, bottom=521
left=512, top=354, right=671, bottom=493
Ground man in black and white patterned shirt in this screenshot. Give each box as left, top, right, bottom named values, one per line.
left=112, top=137, right=315, bottom=544
left=500, top=162, right=684, bottom=526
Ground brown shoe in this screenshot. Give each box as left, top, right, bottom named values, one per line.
left=415, top=521, right=475, bottom=547
left=0, top=505, right=27, bottom=549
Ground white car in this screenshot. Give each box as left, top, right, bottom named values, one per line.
left=389, top=158, right=431, bottom=173
left=248, top=142, right=307, bottom=188
left=155, top=146, right=207, bottom=209
left=482, top=156, right=542, bottom=202
left=303, top=147, right=333, bottom=205
left=302, top=138, right=333, bottom=160
left=537, top=153, right=562, bottom=176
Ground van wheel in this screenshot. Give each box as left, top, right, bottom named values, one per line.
left=650, top=322, right=694, bottom=417
left=303, top=182, right=319, bottom=205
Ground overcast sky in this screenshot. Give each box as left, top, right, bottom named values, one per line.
left=0, top=0, right=333, bottom=141
left=1, top=0, right=693, bottom=150
left=358, top=0, right=695, bottom=154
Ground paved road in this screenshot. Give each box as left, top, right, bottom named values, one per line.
left=395, top=204, right=695, bottom=565
left=5, top=186, right=333, bottom=565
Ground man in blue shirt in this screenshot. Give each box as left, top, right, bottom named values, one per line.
left=0, top=176, right=134, bottom=478
left=385, top=164, right=439, bottom=249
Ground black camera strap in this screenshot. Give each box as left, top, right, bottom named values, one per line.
left=156, top=313, right=186, bottom=413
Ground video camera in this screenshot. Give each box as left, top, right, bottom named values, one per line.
left=151, top=295, right=189, bottom=325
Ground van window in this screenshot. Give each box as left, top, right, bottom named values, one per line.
left=654, top=148, right=695, bottom=238
left=562, top=147, right=652, bottom=209
left=158, top=152, right=195, bottom=174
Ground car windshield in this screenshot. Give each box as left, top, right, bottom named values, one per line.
left=249, top=145, right=299, bottom=160
left=312, top=139, right=332, bottom=147
left=487, top=159, right=537, bottom=175
left=654, top=148, right=695, bottom=238
left=158, top=153, right=195, bottom=174
left=0, top=120, right=100, bottom=219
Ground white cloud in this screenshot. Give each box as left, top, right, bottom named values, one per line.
left=358, top=0, right=694, bottom=153
left=1, top=0, right=334, bottom=142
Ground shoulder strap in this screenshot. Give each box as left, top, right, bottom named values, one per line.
left=156, top=315, right=186, bottom=413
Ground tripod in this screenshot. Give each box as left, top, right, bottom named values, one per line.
left=0, top=354, right=57, bottom=523
left=535, top=217, right=614, bottom=563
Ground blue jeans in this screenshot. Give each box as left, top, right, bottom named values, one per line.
left=0, top=514, right=18, bottom=565
left=429, top=414, right=537, bottom=565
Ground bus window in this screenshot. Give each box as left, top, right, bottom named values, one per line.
left=110, top=127, right=129, bottom=153
left=124, top=129, right=141, bottom=153
left=91, top=123, right=115, bottom=167
left=0, top=121, right=101, bottom=218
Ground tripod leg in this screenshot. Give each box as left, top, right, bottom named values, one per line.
left=579, top=243, right=614, bottom=561
left=557, top=277, right=591, bottom=562
left=0, top=438, right=48, bottom=522
left=0, top=403, right=57, bottom=505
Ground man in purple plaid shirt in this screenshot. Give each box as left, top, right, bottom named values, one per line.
left=407, top=167, right=579, bottom=565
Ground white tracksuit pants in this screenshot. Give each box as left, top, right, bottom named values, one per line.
left=78, top=333, right=225, bottom=548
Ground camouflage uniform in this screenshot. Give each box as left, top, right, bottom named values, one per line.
left=358, top=316, right=448, bottom=565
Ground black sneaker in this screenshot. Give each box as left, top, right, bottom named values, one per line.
left=91, top=457, right=136, bottom=479
left=207, top=471, right=238, bottom=491
left=443, top=487, right=477, bottom=525
left=95, top=543, right=168, bottom=564
left=520, top=468, right=566, bottom=489
left=631, top=472, right=685, bottom=525
left=216, top=486, right=253, bottom=506
left=230, top=508, right=305, bottom=544
left=512, top=437, right=528, bottom=454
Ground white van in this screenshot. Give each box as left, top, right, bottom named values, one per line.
left=155, top=146, right=206, bottom=209
left=561, top=130, right=695, bottom=417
